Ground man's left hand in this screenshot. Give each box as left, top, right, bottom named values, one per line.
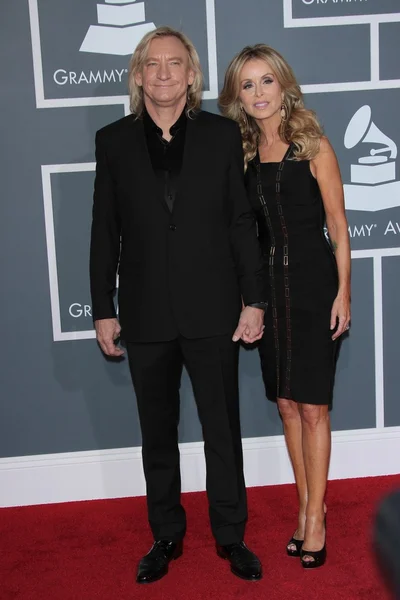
left=232, top=306, right=265, bottom=344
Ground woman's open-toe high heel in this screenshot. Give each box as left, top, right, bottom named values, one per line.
left=300, top=516, right=327, bottom=569
left=300, top=545, right=326, bottom=569
left=286, top=536, right=304, bottom=557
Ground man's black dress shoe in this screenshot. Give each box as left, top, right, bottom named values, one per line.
left=136, top=540, right=183, bottom=584
left=217, top=541, right=262, bottom=581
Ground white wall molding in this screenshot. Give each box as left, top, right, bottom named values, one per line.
left=1, top=428, right=400, bottom=508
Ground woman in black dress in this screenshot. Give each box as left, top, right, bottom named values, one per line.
left=219, top=45, right=351, bottom=568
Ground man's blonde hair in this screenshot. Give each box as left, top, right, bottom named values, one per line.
left=128, top=26, right=203, bottom=117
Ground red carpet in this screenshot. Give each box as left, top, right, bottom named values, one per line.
left=1, top=475, right=399, bottom=600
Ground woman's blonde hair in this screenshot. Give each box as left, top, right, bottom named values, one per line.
left=219, top=44, right=323, bottom=167
left=128, top=26, right=203, bottom=117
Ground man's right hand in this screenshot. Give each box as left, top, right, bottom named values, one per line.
left=95, top=318, right=124, bottom=357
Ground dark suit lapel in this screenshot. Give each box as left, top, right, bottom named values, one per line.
left=132, top=117, right=170, bottom=215
left=172, top=111, right=203, bottom=214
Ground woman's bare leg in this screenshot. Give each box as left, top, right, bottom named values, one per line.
left=299, top=403, right=330, bottom=562
left=277, top=398, right=308, bottom=547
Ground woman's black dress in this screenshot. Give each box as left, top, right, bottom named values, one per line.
left=246, top=145, right=339, bottom=405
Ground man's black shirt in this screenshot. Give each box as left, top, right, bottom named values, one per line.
left=143, top=107, right=187, bottom=213
left=142, top=106, right=266, bottom=311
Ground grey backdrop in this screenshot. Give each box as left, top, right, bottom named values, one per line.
left=1, top=0, right=399, bottom=458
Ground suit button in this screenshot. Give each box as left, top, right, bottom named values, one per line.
left=169, top=224, right=176, bottom=231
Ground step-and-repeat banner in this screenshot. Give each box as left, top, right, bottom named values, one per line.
left=1, top=0, right=399, bottom=458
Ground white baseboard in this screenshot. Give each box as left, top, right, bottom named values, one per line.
left=1, top=428, right=400, bottom=508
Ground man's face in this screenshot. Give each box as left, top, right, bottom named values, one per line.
left=135, top=36, right=195, bottom=109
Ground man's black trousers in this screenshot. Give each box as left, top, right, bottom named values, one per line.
left=127, top=334, right=247, bottom=546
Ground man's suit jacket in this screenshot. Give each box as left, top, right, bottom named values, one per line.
left=89, top=109, right=266, bottom=343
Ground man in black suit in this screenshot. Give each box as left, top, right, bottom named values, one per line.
left=90, top=26, right=266, bottom=584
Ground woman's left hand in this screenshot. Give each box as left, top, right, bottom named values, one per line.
left=330, top=292, right=351, bottom=340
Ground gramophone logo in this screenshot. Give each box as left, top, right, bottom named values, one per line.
left=343, top=106, right=400, bottom=212
left=80, top=0, right=156, bottom=56
left=29, top=0, right=218, bottom=106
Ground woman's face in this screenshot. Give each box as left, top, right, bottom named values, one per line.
left=239, top=58, right=283, bottom=123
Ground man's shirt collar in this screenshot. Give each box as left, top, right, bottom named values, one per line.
left=143, top=105, right=187, bottom=138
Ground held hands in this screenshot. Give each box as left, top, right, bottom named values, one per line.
left=95, top=317, right=124, bottom=357
left=232, top=306, right=265, bottom=344
left=330, top=291, right=351, bottom=340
